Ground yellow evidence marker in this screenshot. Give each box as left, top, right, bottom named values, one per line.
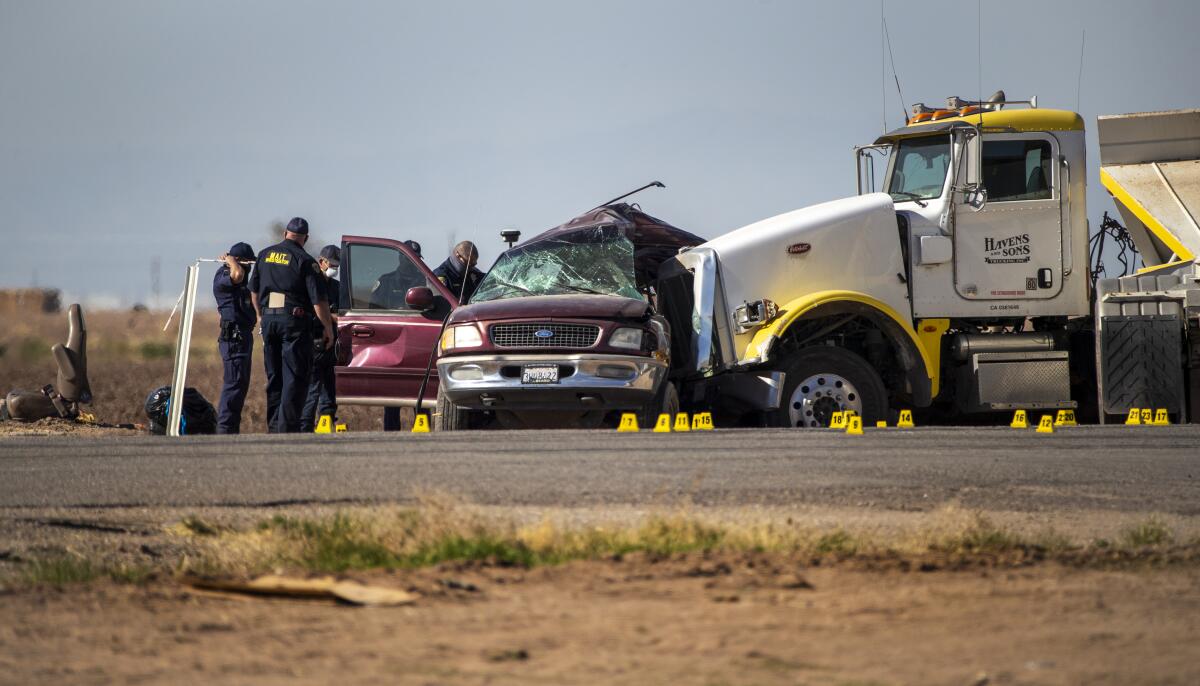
left=1054, top=410, right=1077, bottom=427
left=845, top=415, right=863, bottom=435
left=411, top=413, right=430, bottom=433
left=1010, top=410, right=1028, bottom=429
left=335, top=423, right=348, bottom=433
left=1036, top=415, right=1055, bottom=434
left=1140, top=409, right=1153, bottom=425
left=618, top=413, right=640, bottom=432
left=876, top=420, right=887, bottom=428
left=315, top=415, right=333, bottom=434
left=673, top=413, right=690, bottom=432
left=694, top=412, right=714, bottom=430
left=1153, top=409, right=1170, bottom=426
left=1125, top=408, right=1141, bottom=425
left=829, top=411, right=846, bottom=429
left=897, top=410, right=914, bottom=428
left=653, top=414, right=672, bottom=433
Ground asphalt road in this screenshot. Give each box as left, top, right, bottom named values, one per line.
left=1, top=426, right=1198, bottom=514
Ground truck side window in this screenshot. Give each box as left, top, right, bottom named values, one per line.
left=345, top=244, right=430, bottom=311
left=982, top=139, right=1053, bottom=202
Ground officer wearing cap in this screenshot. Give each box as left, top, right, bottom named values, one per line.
left=433, top=240, right=485, bottom=302
left=249, top=217, right=333, bottom=433
left=301, top=245, right=341, bottom=432
left=213, top=242, right=257, bottom=434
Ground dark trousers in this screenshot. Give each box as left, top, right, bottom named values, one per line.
left=261, top=314, right=312, bottom=433
left=383, top=406, right=401, bottom=431
left=216, top=332, right=253, bottom=434
left=301, top=343, right=337, bottom=432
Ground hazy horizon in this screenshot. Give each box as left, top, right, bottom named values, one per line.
left=3, top=0, right=1197, bottom=310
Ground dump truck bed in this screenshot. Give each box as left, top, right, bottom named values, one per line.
left=1098, top=109, right=1200, bottom=265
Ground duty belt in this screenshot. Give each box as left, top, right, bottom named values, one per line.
left=263, top=307, right=308, bottom=317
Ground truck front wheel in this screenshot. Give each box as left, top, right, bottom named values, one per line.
left=767, top=347, right=888, bottom=428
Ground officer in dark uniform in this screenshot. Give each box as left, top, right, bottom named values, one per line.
left=432, top=240, right=485, bottom=301
left=248, top=217, right=333, bottom=433
left=301, top=245, right=341, bottom=432
left=213, top=242, right=256, bottom=434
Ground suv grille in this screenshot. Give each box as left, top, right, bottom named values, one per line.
left=489, top=323, right=600, bottom=348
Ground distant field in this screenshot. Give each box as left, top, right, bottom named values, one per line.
left=0, top=309, right=402, bottom=433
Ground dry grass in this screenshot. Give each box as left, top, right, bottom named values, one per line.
left=166, top=498, right=1190, bottom=578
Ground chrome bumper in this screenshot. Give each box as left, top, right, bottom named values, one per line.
left=436, top=353, right=666, bottom=410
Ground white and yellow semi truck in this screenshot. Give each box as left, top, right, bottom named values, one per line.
left=658, top=95, right=1200, bottom=426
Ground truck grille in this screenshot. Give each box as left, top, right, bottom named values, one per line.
left=489, top=323, right=600, bottom=348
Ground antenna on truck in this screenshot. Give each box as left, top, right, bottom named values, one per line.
left=592, top=181, right=666, bottom=210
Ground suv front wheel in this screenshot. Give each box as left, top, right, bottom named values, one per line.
left=767, top=346, right=888, bottom=428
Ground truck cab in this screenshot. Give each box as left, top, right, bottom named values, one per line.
left=659, top=93, right=1098, bottom=427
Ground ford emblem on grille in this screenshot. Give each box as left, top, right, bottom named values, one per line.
left=534, top=329, right=555, bottom=338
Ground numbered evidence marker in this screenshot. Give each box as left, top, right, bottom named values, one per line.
left=1010, top=410, right=1029, bottom=429
left=335, top=423, right=348, bottom=433
left=673, top=413, right=690, bottom=431
left=1054, top=409, right=1077, bottom=427
left=618, top=413, right=640, bottom=432
left=845, top=415, right=863, bottom=435
left=876, top=420, right=887, bottom=428
left=1036, top=414, right=1055, bottom=434
left=411, top=413, right=430, bottom=433
left=1140, top=409, right=1153, bottom=425
left=1153, top=409, right=1170, bottom=426
left=829, top=411, right=846, bottom=429
left=315, top=415, right=333, bottom=434
left=694, top=412, right=714, bottom=430
left=1125, top=408, right=1142, bottom=425
left=653, top=414, right=672, bottom=433
left=897, top=410, right=915, bottom=428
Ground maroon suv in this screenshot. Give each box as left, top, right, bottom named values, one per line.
left=434, top=204, right=704, bottom=430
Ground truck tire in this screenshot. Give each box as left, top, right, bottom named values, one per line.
left=638, top=380, right=680, bottom=428
left=433, top=383, right=472, bottom=431
left=767, top=346, right=888, bottom=428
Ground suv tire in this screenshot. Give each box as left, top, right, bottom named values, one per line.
left=434, top=383, right=473, bottom=431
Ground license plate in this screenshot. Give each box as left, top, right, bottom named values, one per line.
left=521, top=364, right=559, bottom=384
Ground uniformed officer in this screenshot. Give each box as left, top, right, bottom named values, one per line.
left=433, top=240, right=485, bottom=301
left=249, top=217, right=333, bottom=433
left=213, top=242, right=256, bottom=434
left=301, top=245, right=341, bottom=432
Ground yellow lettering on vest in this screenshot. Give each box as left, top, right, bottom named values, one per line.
left=265, top=252, right=291, bottom=265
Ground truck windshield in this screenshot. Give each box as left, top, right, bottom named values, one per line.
left=888, top=136, right=951, bottom=201
left=470, top=228, right=643, bottom=303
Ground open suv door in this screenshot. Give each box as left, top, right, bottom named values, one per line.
left=335, top=236, right=459, bottom=409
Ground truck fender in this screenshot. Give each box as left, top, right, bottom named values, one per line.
left=744, top=291, right=944, bottom=406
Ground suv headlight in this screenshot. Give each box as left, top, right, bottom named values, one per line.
left=441, top=325, right=483, bottom=351
left=609, top=327, right=644, bottom=350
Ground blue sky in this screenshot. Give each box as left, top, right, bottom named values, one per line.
left=2, top=0, right=1197, bottom=307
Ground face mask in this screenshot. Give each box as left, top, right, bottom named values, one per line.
left=325, top=267, right=339, bottom=279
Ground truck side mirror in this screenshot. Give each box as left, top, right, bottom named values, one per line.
left=405, top=286, right=435, bottom=311
left=956, top=127, right=988, bottom=211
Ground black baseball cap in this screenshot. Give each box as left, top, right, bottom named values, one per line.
left=404, top=240, right=422, bottom=256
left=286, top=217, right=309, bottom=235
left=319, top=245, right=341, bottom=265
left=228, top=242, right=255, bottom=260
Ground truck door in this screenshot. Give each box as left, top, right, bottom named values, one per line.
left=335, top=236, right=458, bottom=407
left=953, top=134, right=1064, bottom=301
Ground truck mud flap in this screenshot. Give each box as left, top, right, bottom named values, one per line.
left=1100, top=314, right=1185, bottom=415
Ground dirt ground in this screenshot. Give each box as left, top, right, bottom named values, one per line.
left=0, top=559, right=1196, bottom=686
left=1, top=504, right=1199, bottom=685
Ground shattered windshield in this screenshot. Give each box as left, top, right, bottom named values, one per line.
left=470, top=227, right=643, bottom=303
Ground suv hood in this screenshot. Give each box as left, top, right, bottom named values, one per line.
left=448, top=294, right=650, bottom=324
